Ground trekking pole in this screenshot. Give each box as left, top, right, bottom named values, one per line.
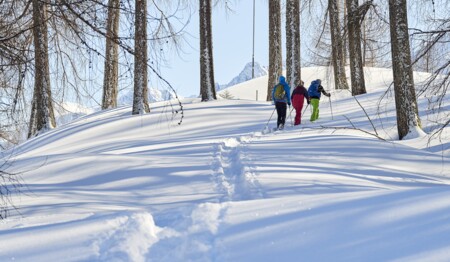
left=302, top=103, right=310, bottom=116
left=264, top=107, right=276, bottom=132
left=288, top=105, right=294, bottom=126
left=328, top=95, right=334, bottom=120
left=299, top=103, right=308, bottom=124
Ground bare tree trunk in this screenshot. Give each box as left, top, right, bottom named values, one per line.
left=199, top=0, right=216, bottom=102
left=132, top=0, right=150, bottom=115
left=267, top=0, right=282, bottom=101
left=28, top=0, right=56, bottom=138
left=388, top=0, right=422, bottom=140
left=342, top=0, right=348, bottom=65
left=329, top=0, right=349, bottom=90
left=362, top=16, right=366, bottom=66
left=102, top=0, right=120, bottom=110
left=346, top=0, right=366, bottom=96
left=286, top=0, right=301, bottom=88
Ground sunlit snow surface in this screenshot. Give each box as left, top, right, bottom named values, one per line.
left=1, top=67, right=449, bottom=261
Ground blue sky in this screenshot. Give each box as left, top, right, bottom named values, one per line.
left=161, top=1, right=270, bottom=97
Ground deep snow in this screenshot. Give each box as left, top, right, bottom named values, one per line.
left=0, top=67, right=449, bottom=261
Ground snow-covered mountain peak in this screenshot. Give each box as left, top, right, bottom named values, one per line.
left=217, top=62, right=268, bottom=91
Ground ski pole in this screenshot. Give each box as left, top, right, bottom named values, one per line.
left=328, top=95, right=334, bottom=120
left=302, top=103, right=310, bottom=116
left=264, top=107, right=276, bottom=130
left=288, top=105, right=294, bottom=126
left=300, top=103, right=309, bottom=124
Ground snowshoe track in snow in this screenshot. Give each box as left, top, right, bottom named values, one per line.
left=148, top=203, right=228, bottom=261
left=92, top=212, right=160, bottom=262
left=212, top=136, right=265, bottom=201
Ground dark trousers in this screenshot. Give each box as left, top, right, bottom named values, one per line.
left=275, top=102, right=287, bottom=128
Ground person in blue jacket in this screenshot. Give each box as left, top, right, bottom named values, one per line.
left=272, top=76, right=291, bottom=130
left=308, top=79, right=331, bottom=122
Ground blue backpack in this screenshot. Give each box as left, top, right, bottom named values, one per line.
left=308, top=81, right=320, bottom=98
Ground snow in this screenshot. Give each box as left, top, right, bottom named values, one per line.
left=217, top=62, right=268, bottom=91
left=1, top=67, right=450, bottom=261
left=119, top=87, right=178, bottom=105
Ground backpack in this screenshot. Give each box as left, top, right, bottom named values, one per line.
left=308, top=81, right=320, bottom=98
left=273, top=84, right=286, bottom=100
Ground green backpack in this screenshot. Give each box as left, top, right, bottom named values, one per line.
left=274, top=84, right=286, bottom=100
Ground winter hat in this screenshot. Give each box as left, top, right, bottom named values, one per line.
left=317, top=79, right=322, bottom=84
left=300, top=80, right=304, bottom=86
left=279, top=75, right=286, bottom=83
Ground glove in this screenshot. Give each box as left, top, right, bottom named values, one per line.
left=307, top=100, right=310, bottom=105
left=326, top=93, right=331, bottom=97
left=288, top=102, right=291, bottom=106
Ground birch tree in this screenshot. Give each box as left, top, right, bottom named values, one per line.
left=388, top=0, right=422, bottom=140
left=132, top=0, right=150, bottom=115
left=346, top=0, right=369, bottom=96
left=286, top=0, right=301, bottom=88
left=102, top=0, right=121, bottom=110
left=28, top=0, right=56, bottom=137
left=199, top=0, right=216, bottom=101
left=329, top=0, right=349, bottom=90
left=267, top=0, right=282, bottom=101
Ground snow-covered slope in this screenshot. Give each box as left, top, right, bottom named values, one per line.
left=54, top=101, right=97, bottom=126
left=218, top=66, right=396, bottom=101
left=1, top=67, right=449, bottom=261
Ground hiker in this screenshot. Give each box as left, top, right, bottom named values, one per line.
left=291, top=80, right=310, bottom=125
left=272, top=75, right=291, bottom=130
left=308, top=79, right=331, bottom=122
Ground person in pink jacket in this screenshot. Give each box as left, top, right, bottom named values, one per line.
left=291, top=80, right=310, bottom=125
